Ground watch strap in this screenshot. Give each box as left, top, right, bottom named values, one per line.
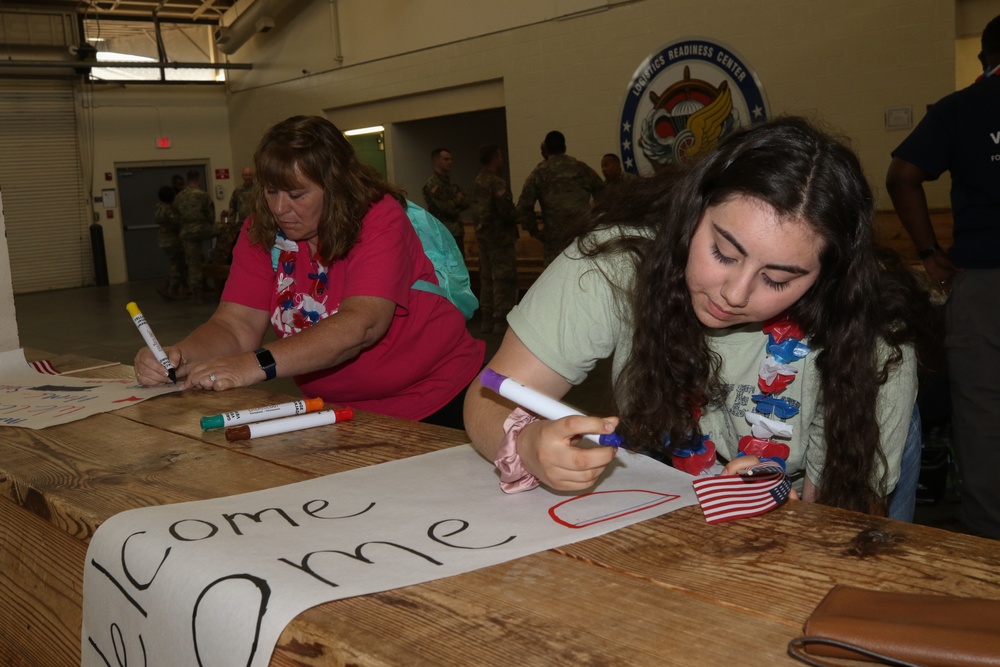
left=917, top=244, right=941, bottom=260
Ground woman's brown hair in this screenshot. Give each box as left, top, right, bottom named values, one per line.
left=248, top=115, right=405, bottom=265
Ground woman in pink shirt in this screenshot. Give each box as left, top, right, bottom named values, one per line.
left=135, top=115, right=484, bottom=428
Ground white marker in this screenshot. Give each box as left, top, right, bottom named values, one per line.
left=201, top=397, right=325, bottom=430
left=126, top=301, right=176, bottom=383
left=479, top=368, right=621, bottom=447
left=225, top=408, right=354, bottom=442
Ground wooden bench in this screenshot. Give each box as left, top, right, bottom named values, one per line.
left=463, top=226, right=545, bottom=294
left=875, top=208, right=952, bottom=264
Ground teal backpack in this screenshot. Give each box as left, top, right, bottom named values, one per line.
left=270, top=200, right=478, bottom=320
left=404, top=200, right=478, bottom=320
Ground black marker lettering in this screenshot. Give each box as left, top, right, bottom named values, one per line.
left=428, top=519, right=517, bottom=549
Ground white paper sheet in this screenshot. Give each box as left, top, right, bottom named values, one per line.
left=0, top=348, right=178, bottom=429
left=82, top=444, right=698, bottom=667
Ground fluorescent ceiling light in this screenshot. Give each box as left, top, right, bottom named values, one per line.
left=96, top=51, right=156, bottom=62
left=343, top=125, right=384, bottom=136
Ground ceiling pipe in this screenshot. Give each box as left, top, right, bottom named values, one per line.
left=214, top=0, right=307, bottom=55
left=0, top=60, right=252, bottom=70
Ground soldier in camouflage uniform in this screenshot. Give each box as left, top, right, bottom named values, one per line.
left=516, top=131, right=604, bottom=265
left=600, top=153, right=637, bottom=192
left=223, top=166, right=254, bottom=262
left=174, top=169, right=216, bottom=302
left=422, top=148, right=470, bottom=253
left=470, top=144, right=519, bottom=335
left=154, top=185, right=187, bottom=301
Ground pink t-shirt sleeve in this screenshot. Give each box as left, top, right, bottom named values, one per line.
left=221, top=218, right=274, bottom=311
left=340, top=197, right=424, bottom=310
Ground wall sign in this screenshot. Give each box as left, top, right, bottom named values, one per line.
left=619, top=38, right=769, bottom=175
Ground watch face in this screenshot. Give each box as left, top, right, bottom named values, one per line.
left=255, top=348, right=276, bottom=370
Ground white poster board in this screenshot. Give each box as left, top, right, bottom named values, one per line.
left=0, top=348, right=178, bottom=428
left=82, top=444, right=698, bottom=666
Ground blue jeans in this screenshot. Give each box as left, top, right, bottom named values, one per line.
left=886, top=403, right=921, bottom=522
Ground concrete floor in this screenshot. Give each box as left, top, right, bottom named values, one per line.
left=13, top=278, right=967, bottom=535
left=13, top=277, right=615, bottom=415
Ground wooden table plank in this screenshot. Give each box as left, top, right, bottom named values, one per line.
left=561, top=500, right=1000, bottom=617
left=118, top=389, right=469, bottom=474
left=0, top=495, right=85, bottom=666
left=0, top=410, right=313, bottom=541
left=271, top=549, right=801, bottom=666
left=266, top=502, right=1000, bottom=666
left=3, top=355, right=999, bottom=667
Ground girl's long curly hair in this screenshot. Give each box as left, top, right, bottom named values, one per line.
left=574, top=117, right=932, bottom=515
left=247, top=115, right=406, bottom=266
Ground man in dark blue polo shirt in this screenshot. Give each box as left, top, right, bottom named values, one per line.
left=886, top=14, right=1000, bottom=539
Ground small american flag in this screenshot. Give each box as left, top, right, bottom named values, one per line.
left=29, top=359, right=60, bottom=375
left=691, top=464, right=791, bottom=524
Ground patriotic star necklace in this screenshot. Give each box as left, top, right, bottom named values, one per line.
left=737, top=315, right=810, bottom=470
left=671, top=315, right=809, bottom=474
left=270, top=230, right=331, bottom=335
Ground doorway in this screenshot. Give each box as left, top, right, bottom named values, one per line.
left=347, top=132, right=387, bottom=179
left=116, top=164, right=207, bottom=282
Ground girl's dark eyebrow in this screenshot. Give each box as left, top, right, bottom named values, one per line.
left=714, top=223, right=747, bottom=256
left=712, top=223, right=812, bottom=276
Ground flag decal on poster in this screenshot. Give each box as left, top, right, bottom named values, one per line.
left=691, top=464, right=790, bottom=524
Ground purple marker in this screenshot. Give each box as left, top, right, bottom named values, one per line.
left=479, top=368, right=622, bottom=447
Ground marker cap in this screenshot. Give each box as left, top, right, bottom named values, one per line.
left=598, top=432, right=623, bottom=447
left=479, top=368, right=505, bottom=393
left=125, top=302, right=141, bottom=317
left=333, top=407, right=354, bottom=422
left=201, top=414, right=225, bottom=430
left=303, top=397, right=325, bottom=412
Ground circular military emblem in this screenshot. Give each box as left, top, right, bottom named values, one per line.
left=619, top=38, right=768, bottom=175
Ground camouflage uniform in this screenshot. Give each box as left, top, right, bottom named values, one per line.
left=224, top=182, right=254, bottom=262
left=228, top=182, right=254, bottom=225
left=174, top=185, right=216, bottom=299
left=422, top=173, right=470, bottom=254
left=470, top=169, right=519, bottom=334
left=155, top=200, right=186, bottom=298
left=604, top=171, right=638, bottom=191
left=516, top=153, right=604, bottom=264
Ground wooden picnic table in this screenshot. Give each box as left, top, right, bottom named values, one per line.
left=1, top=352, right=998, bottom=666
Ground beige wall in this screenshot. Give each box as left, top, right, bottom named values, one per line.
left=0, top=190, right=19, bottom=352
left=222, top=0, right=960, bottom=209
left=2, top=0, right=994, bottom=348
left=84, top=85, right=233, bottom=283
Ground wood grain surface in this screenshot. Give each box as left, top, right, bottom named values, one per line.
left=3, top=352, right=998, bottom=667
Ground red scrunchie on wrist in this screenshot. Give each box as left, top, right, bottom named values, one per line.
left=494, top=407, right=540, bottom=494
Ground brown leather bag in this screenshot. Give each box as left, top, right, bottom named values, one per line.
left=787, top=585, right=1000, bottom=667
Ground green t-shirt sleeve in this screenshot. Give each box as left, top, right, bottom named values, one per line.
left=804, top=343, right=918, bottom=493
left=507, top=242, right=628, bottom=385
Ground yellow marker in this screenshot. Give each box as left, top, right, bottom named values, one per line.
left=126, top=301, right=176, bottom=383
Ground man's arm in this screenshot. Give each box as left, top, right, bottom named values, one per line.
left=424, top=179, right=464, bottom=220
left=583, top=162, right=605, bottom=199
left=516, top=170, right=541, bottom=237
left=885, top=156, right=958, bottom=283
